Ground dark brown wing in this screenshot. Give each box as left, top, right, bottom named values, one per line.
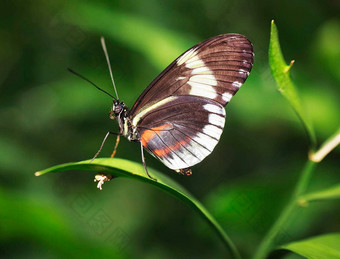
left=128, top=34, right=253, bottom=117
left=136, top=96, right=225, bottom=170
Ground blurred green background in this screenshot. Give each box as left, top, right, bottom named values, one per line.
left=0, top=0, right=339, bottom=258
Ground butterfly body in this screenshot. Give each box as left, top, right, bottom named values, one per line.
left=107, top=34, right=254, bottom=177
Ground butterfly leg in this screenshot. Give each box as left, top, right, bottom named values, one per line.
left=91, top=131, right=120, bottom=190
left=176, top=168, right=192, bottom=176
left=140, top=142, right=157, bottom=181
left=91, top=131, right=120, bottom=162
left=110, top=135, right=120, bottom=158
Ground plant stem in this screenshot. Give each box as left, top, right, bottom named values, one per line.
left=309, top=128, right=340, bottom=162
left=253, top=160, right=317, bottom=259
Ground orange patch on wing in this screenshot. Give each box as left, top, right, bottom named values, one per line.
left=141, top=124, right=172, bottom=147
left=153, top=137, right=190, bottom=158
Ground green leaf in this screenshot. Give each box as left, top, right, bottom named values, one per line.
left=61, top=2, right=196, bottom=69
left=298, top=183, right=340, bottom=206
left=36, top=158, right=241, bottom=259
left=253, top=160, right=317, bottom=259
left=279, top=233, right=340, bottom=259
left=0, top=189, right=124, bottom=258
left=269, top=20, right=316, bottom=149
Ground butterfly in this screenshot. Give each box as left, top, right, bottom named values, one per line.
left=69, top=34, right=253, bottom=181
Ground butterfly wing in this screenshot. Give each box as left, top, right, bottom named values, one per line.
left=128, top=34, right=253, bottom=170
left=136, top=96, right=225, bottom=170
left=129, top=33, right=253, bottom=117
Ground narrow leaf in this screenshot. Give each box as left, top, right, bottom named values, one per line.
left=36, top=158, right=241, bottom=259
left=279, top=233, right=340, bottom=258
left=298, top=183, right=340, bottom=206
left=269, top=20, right=316, bottom=148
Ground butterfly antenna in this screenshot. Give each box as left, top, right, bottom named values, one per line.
left=101, top=37, right=119, bottom=100
left=67, top=68, right=115, bottom=99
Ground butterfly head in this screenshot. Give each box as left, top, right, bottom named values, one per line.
left=109, top=101, right=127, bottom=120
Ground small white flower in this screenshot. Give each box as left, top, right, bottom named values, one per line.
left=94, top=174, right=112, bottom=190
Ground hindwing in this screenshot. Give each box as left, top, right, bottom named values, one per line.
left=136, top=96, right=225, bottom=170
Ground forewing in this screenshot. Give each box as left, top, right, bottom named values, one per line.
left=129, top=34, right=253, bottom=117
left=137, top=96, right=225, bottom=170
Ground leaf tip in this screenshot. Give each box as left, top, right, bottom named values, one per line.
left=269, top=20, right=278, bottom=46
left=35, top=171, right=41, bottom=176
left=271, top=20, right=277, bottom=30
